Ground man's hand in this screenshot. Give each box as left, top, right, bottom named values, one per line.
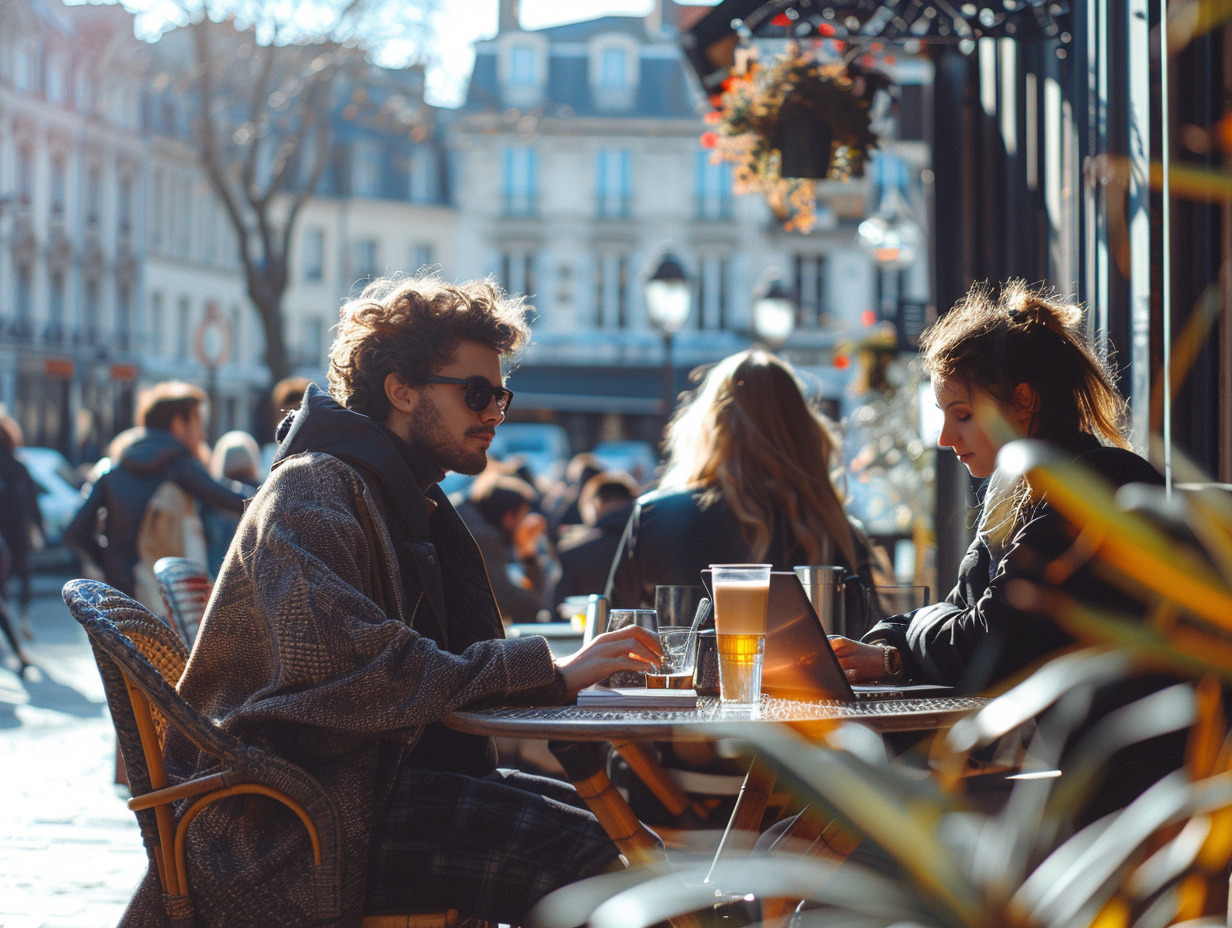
left=555, top=625, right=662, bottom=698
left=828, top=636, right=890, bottom=684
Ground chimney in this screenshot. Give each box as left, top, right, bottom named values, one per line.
left=498, top=0, right=521, bottom=33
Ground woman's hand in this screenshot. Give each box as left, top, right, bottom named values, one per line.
left=556, top=626, right=662, bottom=698
left=828, top=636, right=891, bottom=684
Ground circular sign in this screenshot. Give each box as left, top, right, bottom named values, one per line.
left=194, top=302, right=231, bottom=369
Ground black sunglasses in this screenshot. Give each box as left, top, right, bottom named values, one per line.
left=423, top=375, right=514, bottom=413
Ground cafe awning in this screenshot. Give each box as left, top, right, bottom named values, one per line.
left=683, top=0, right=1074, bottom=93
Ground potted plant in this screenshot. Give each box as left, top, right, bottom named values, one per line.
left=702, top=43, right=887, bottom=233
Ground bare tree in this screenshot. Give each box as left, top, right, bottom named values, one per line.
left=154, top=1, right=436, bottom=385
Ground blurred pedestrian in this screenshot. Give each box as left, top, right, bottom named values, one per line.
left=607, top=349, right=880, bottom=621
left=543, top=451, right=604, bottom=542
left=0, top=416, right=38, bottom=674
left=0, top=415, right=43, bottom=643
left=205, top=430, right=262, bottom=574
left=64, top=381, right=246, bottom=608
left=260, top=375, right=312, bottom=477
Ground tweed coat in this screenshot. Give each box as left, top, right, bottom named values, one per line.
left=120, top=391, right=563, bottom=928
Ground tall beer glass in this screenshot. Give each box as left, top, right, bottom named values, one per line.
left=709, top=564, right=771, bottom=710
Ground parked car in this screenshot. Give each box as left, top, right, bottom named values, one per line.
left=590, top=440, right=660, bottom=486
left=488, top=423, right=571, bottom=484
left=16, top=446, right=85, bottom=548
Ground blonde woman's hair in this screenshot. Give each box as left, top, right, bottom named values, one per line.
left=921, top=280, right=1131, bottom=541
left=659, top=350, right=857, bottom=569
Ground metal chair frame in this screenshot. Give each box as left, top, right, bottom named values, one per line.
left=152, top=556, right=213, bottom=646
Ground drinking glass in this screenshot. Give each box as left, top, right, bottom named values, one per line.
left=605, top=608, right=658, bottom=687
left=645, top=625, right=697, bottom=689
left=709, top=564, right=771, bottom=710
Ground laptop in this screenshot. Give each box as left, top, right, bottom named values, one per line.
left=701, top=570, right=953, bottom=703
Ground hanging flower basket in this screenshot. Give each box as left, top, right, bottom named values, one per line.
left=702, top=43, right=887, bottom=232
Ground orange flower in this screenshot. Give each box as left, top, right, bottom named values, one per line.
left=700, top=131, right=719, bottom=149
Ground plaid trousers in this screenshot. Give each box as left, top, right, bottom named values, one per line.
left=367, top=766, right=620, bottom=923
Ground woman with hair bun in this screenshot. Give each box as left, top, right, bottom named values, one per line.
left=833, top=279, right=1161, bottom=690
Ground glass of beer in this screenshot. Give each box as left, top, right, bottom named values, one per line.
left=646, top=626, right=696, bottom=689
left=709, top=564, right=771, bottom=710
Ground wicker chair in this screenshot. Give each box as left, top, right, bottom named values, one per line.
left=152, top=557, right=213, bottom=646
left=63, top=578, right=487, bottom=928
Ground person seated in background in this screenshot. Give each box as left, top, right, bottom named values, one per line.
left=259, top=375, right=312, bottom=477
left=546, top=471, right=638, bottom=612
left=455, top=469, right=550, bottom=624
left=543, top=451, right=605, bottom=543
left=606, top=349, right=880, bottom=622
left=828, top=280, right=1170, bottom=824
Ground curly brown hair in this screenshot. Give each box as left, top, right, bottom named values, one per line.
left=328, top=274, right=532, bottom=421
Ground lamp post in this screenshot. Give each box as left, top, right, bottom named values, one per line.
left=857, top=156, right=923, bottom=332
left=643, top=252, right=692, bottom=416
left=751, top=275, right=797, bottom=350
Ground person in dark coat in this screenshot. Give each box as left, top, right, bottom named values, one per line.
left=0, top=417, right=40, bottom=672
left=829, top=279, right=1173, bottom=824
left=63, top=381, right=246, bottom=597
left=547, top=471, right=637, bottom=609
left=606, top=349, right=880, bottom=621
left=119, top=275, right=661, bottom=928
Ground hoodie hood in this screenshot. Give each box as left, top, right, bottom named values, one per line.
left=274, top=384, right=443, bottom=541
left=119, top=429, right=192, bottom=477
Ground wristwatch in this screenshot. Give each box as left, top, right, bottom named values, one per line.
left=878, top=643, right=903, bottom=678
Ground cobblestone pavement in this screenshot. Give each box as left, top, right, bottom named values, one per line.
left=0, top=568, right=145, bottom=928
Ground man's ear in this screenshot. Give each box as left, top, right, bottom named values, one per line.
left=385, top=373, right=417, bottom=414
left=1011, top=382, right=1039, bottom=432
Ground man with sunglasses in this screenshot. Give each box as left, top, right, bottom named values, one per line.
left=140, top=275, right=661, bottom=928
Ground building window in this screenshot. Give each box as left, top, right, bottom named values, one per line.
left=508, top=45, right=537, bottom=87
left=302, top=316, right=324, bottom=367
left=47, top=272, right=66, bottom=343
left=118, top=175, right=133, bottom=237
left=594, top=254, right=630, bottom=329
left=14, top=44, right=32, bottom=92
left=150, top=168, right=164, bottom=249
left=351, top=143, right=382, bottom=197
left=302, top=228, right=325, bottom=282
left=695, top=152, right=733, bottom=221
left=84, top=281, right=101, bottom=346
left=793, top=254, right=828, bottom=328
left=51, top=155, right=67, bottom=219
left=46, top=57, right=66, bottom=104
left=410, top=243, right=434, bottom=273
left=116, top=284, right=132, bottom=352
left=501, top=148, right=537, bottom=217
left=86, top=164, right=102, bottom=227
left=150, top=292, right=163, bottom=355
left=408, top=147, right=437, bottom=203
left=15, top=266, right=33, bottom=327
left=176, top=296, right=191, bottom=359
left=598, top=48, right=628, bottom=90
left=697, top=256, right=731, bottom=331
left=596, top=150, right=631, bottom=218
left=354, top=239, right=379, bottom=281
left=500, top=252, right=535, bottom=299
left=17, top=147, right=34, bottom=208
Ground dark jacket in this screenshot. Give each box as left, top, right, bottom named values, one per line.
left=0, top=452, right=43, bottom=590
left=454, top=497, right=546, bottom=624
left=120, top=386, right=564, bottom=928
left=548, top=503, right=635, bottom=608
left=64, top=430, right=245, bottom=594
left=606, top=486, right=879, bottom=626
left=863, top=434, right=1163, bottom=692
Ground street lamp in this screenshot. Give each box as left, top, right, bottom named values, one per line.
left=643, top=252, right=692, bottom=415
left=751, top=275, right=797, bottom=350
left=858, top=156, right=923, bottom=332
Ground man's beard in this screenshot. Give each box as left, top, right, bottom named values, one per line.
left=404, top=396, right=489, bottom=475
